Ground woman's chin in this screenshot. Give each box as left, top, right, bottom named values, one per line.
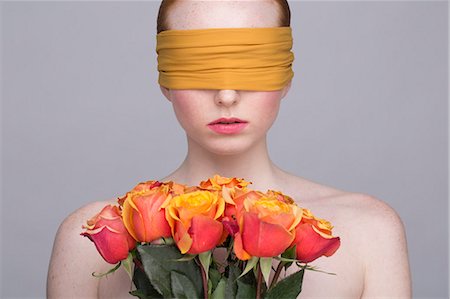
left=201, top=140, right=256, bottom=157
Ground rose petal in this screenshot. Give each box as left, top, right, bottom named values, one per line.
left=82, top=226, right=130, bottom=264
left=294, top=223, right=341, bottom=263
left=187, top=215, right=223, bottom=254
left=241, top=212, right=294, bottom=257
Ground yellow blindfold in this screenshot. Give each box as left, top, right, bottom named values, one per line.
left=156, top=26, right=294, bottom=91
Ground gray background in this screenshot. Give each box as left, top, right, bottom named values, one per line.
left=1, top=1, right=448, bottom=298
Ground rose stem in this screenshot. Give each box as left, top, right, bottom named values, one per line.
left=269, top=261, right=285, bottom=289
left=256, top=263, right=263, bottom=299
left=198, top=257, right=209, bottom=299
left=133, top=257, right=144, bottom=271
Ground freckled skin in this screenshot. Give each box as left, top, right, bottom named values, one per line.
left=167, top=89, right=284, bottom=155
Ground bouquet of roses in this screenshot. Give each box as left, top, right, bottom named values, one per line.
left=81, top=175, right=340, bottom=298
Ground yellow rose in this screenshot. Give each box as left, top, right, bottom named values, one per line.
left=163, top=190, right=225, bottom=254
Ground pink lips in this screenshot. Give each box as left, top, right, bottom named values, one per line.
left=207, top=117, right=249, bottom=135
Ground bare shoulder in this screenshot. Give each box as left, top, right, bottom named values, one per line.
left=328, top=191, right=409, bottom=252
left=316, top=190, right=412, bottom=298
left=278, top=175, right=411, bottom=297
left=51, top=200, right=117, bottom=250
left=47, top=199, right=117, bottom=298
left=286, top=175, right=407, bottom=231
left=344, top=193, right=412, bottom=297
left=58, top=200, right=115, bottom=232
left=328, top=191, right=406, bottom=225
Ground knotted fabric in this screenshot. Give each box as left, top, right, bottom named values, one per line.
left=156, top=26, right=294, bottom=91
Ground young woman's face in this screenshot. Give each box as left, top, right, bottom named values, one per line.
left=160, top=0, right=291, bottom=155
left=162, top=88, right=289, bottom=155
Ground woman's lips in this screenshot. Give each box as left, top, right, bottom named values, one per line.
left=207, top=118, right=248, bottom=135
left=208, top=123, right=248, bottom=134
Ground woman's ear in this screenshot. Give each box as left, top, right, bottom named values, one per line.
left=280, top=80, right=292, bottom=99
left=159, top=85, right=172, bottom=102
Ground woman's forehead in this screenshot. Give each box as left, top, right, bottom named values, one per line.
left=166, top=0, right=280, bottom=30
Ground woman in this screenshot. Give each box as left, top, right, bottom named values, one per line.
left=47, top=0, right=412, bottom=298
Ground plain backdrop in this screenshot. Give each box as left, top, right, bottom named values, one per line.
left=1, top=1, right=448, bottom=298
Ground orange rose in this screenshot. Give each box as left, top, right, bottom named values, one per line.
left=233, top=192, right=302, bottom=260
left=121, top=181, right=172, bottom=242
left=265, top=189, right=295, bottom=205
left=222, top=190, right=263, bottom=236
left=199, top=174, right=251, bottom=191
left=224, top=190, right=264, bottom=217
left=81, top=205, right=136, bottom=264
left=163, top=190, right=225, bottom=254
left=291, top=208, right=341, bottom=263
left=200, top=175, right=251, bottom=213
left=164, top=180, right=192, bottom=196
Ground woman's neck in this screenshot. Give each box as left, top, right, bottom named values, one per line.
left=161, top=136, right=287, bottom=191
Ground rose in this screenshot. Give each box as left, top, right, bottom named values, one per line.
left=163, top=190, right=225, bottom=254
left=224, top=190, right=265, bottom=217
left=221, top=190, right=263, bottom=236
left=233, top=191, right=302, bottom=260
left=81, top=205, right=136, bottom=264
left=265, top=189, right=295, bottom=205
left=199, top=174, right=251, bottom=191
left=164, top=180, right=192, bottom=196
left=121, top=181, right=172, bottom=242
left=291, top=208, right=341, bottom=263
left=200, top=175, right=251, bottom=214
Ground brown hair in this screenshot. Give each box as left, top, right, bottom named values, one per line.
left=157, top=0, right=291, bottom=34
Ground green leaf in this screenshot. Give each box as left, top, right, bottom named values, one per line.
left=281, top=245, right=296, bottom=270
left=264, top=268, right=305, bottom=299
left=131, top=265, right=162, bottom=298
left=225, top=262, right=240, bottom=298
left=92, top=261, right=121, bottom=278
left=172, top=254, right=197, bottom=262
left=171, top=271, right=199, bottom=299
left=259, top=257, right=272, bottom=287
left=211, top=278, right=226, bottom=299
left=137, top=244, right=202, bottom=298
left=122, top=252, right=134, bottom=280
left=225, top=261, right=258, bottom=299
left=281, top=245, right=296, bottom=260
left=209, top=267, right=221, bottom=291
left=239, top=256, right=259, bottom=279
left=129, top=290, right=151, bottom=299
left=236, top=263, right=256, bottom=286
left=236, top=279, right=256, bottom=299
left=199, top=251, right=212, bottom=280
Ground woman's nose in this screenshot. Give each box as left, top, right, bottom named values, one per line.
left=214, top=89, right=240, bottom=107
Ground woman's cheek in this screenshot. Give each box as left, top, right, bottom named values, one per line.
left=171, top=94, right=204, bottom=132
left=251, top=93, right=281, bottom=130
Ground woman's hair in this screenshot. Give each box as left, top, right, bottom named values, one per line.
left=156, top=0, right=291, bottom=34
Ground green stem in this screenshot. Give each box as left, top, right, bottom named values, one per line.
left=197, top=257, right=209, bottom=299
left=256, top=263, right=262, bottom=299
left=269, top=261, right=285, bottom=289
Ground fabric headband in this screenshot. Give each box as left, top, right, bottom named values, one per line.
left=156, top=26, right=294, bottom=91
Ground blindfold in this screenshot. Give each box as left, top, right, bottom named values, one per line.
left=156, top=26, right=294, bottom=91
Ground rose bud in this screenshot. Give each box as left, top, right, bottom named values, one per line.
left=291, top=208, right=341, bottom=263
left=81, top=205, right=136, bottom=264
left=163, top=190, right=225, bottom=254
